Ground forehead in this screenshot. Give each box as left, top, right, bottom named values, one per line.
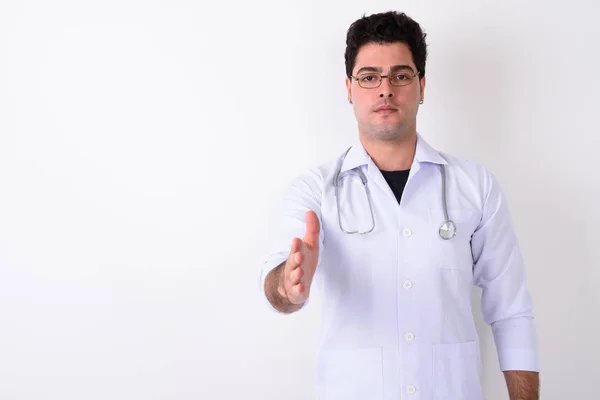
left=353, top=42, right=416, bottom=73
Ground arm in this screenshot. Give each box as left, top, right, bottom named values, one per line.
left=258, top=168, right=324, bottom=314
left=471, top=168, right=540, bottom=379
left=264, top=209, right=321, bottom=314
left=503, top=370, right=540, bottom=400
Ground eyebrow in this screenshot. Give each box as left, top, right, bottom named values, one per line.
left=354, top=65, right=415, bottom=75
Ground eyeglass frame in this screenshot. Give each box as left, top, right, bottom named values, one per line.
left=350, top=70, right=421, bottom=89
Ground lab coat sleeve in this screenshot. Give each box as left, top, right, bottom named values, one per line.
left=471, top=168, right=540, bottom=372
left=258, top=167, right=324, bottom=313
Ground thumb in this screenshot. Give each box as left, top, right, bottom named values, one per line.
left=303, top=210, right=320, bottom=247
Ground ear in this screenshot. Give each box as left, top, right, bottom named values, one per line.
left=419, top=75, right=426, bottom=100
left=345, top=76, right=352, bottom=103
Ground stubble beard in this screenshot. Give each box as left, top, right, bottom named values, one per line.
left=362, top=120, right=411, bottom=142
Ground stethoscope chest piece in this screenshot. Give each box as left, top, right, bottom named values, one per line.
left=439, top=220, right=457, bottom=240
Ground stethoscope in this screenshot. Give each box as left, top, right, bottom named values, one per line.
left=333, top=146, right=457, bottom=240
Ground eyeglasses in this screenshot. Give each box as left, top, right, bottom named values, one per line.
left=351, top=71, right=421, bottom=89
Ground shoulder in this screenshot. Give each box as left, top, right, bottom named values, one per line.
left=285, top=149, right=348, bottom=198
left=440, top=151, right=494, bottom=179
left=437, top=150, right=502, bottom=208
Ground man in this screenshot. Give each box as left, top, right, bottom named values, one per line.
left=259, top=11, right=540, bottom=400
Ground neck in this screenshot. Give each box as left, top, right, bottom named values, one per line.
left=359, top=132, right=417, bottom=171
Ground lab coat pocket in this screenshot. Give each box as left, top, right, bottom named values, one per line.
left=427, top=209, right=479, bottom=270
left=316, top=347, right=383, bottom=400
left=433, top=341, right=483, bottom=400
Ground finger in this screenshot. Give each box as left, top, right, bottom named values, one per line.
left=303, top=211, right=320, bottom=248
left=290, top=282, right=306, bottom=302
left=286, top=240, right=304, bottom=271
left=289, top=237, right=302, bottom=256
left=288, top=265, right=304, bottom=285
left=286, top=241, right=301, bottom=267
left=294, top=251, right=303, bottom=266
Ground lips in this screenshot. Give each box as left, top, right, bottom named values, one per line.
left=374, top=105, right=398, bottom=112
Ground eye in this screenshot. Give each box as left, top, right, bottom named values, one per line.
left=394, top=73, right=411, bottom=81
left=359, top=73, right=379, bottom=82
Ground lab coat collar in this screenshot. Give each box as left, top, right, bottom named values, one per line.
left=414, top=133, right=448, bottom=165
left=339, top=132, right=447, bottom=173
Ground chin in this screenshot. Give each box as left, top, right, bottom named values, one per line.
left=365, top=125, right=408, bottom=141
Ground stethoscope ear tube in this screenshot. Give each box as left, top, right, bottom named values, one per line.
left=334, top=149, right=375, bottom=235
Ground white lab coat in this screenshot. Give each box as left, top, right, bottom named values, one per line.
left=259, top=133, right=539, bottom=400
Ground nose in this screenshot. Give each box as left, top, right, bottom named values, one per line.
left=378, top=77, right=394, bottom=98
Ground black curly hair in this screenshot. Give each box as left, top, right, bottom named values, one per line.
left=344, top=11, right=428, bottom=80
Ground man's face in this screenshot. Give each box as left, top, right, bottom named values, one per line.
left=346, top=42, right=425, bottom=141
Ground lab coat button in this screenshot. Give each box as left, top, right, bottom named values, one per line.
left=403, top=280, right=413, bottom=289
left=402, top=228, right=413, bottom=237
left=405, top=332, right=415, bottom=342
left=407, top=385, right=417, bottom=394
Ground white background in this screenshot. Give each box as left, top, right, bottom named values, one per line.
left=1, top=0, right=599, bottom=399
